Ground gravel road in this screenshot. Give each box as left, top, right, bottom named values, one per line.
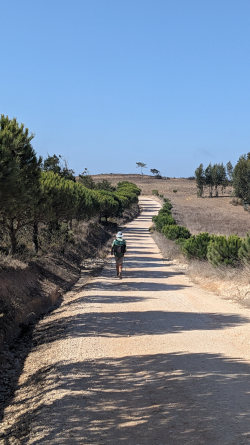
left=1, top=197, right=250, bottom=444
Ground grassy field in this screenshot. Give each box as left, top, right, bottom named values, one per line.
left=93, top=174, right=250, bottom=237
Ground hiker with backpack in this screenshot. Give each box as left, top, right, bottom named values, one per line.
left=111, top=231, right=126, bottom=279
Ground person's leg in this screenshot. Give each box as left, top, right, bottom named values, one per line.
left=115, top=259, right=119, bottom=276
left=118, top=257, right=123, bottom=278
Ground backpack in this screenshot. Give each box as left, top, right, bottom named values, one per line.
left=113, top=240, right=126, bottom=258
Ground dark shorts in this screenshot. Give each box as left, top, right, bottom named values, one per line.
left=115, top=256, right=124, bottom=266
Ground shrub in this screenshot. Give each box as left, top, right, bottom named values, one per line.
left=162, top=224, right=191, bottom=240
left=173, top=189, right=178, bottom=193
left=40, top=222, right=74, bottom=253
left=230, top=198, right=242, bottom=206
left=158, top=209, right=172, bottom=218
left=159, top=201, right=173, bottom=214
left=207, top=235, right=242, bottom=267
left=152, top=214, right=176, bottom=232
left=152, top=189, right=159, bottom=196
left=182, top=232, right=213, bottom=260
left=175, top=237, right=188, bottom=248
left=238, top=234, right=250, bottom=264
left=117, top=181, right=141, bottom=196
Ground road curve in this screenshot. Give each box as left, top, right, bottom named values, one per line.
left=2, top=197, right=250, bottom=444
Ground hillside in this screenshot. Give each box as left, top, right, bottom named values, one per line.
left=93, top=174, right=250, bottom=237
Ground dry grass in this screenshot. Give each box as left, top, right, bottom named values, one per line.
left=151, top=231, right=186, bottom=263
left=93, top=174, right=250, bottom=237
left=188, top=261, right=250, bottom=305
left=0, top=255, right=28, bottom=271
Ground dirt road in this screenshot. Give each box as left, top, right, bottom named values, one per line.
left=1, top=197, right=250, bottom=444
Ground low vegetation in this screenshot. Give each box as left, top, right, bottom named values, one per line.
left=152, top=197, right=249, bottom=269
left=151, top=196, right=249, bottom=304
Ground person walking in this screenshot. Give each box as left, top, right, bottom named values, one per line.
left=111, top=231, right=127, bottom=279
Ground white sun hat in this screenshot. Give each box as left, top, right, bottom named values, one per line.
left=116, top=231, right=123, bottom=238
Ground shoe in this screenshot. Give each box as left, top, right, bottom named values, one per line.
left=119, top=274, right=122, bottom=279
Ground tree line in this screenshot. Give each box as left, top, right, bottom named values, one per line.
left=0, top=115, right=140, bottom=255
left=195, top=155, right=250, bottom=204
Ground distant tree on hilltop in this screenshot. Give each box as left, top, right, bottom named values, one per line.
left=150, top=168, right=162, bottom=179
left=136, top=162, right=147, bottom=175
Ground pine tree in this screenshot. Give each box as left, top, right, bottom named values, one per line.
left=43, top=154, right=75, bottom=181
left=0, top=115, right=41, bottom=253
left=195, top=163, right=205, bottom=197
left=136, top=162, right=147, bottom=175
left=226, top=161, right=233, bottom=182
left=233, top=153, right=250, bottom=204
left=207, top=235, right=242, bottom=267
left=238, top=234, right=250, bottom=264
left=212, top=163, right=227, bottom=197
left=205, top=163, right=213, bottom=197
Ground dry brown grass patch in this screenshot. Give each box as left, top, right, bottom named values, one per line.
left=188, top=261, right=250, bottom=305
left=0, top=255, right=28, bottom=271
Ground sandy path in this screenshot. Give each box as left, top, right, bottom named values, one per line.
left=1, top=197, right=250, bottom=444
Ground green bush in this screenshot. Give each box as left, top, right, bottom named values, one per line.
left=115, top=181, right=141, bottom=213
left=175, top=238, right=188, bottom=250
left=152, top=189, right=159, bottom=196
left=182, top=232, right=213, bottom=260
left=93, top=190, right=119, bottom=220
left=152, top=214, right=176, bottom=232
left=238, top=234, right=250, bottom=264
left=117, top=181, right=141, bottom=196
left=162, top=224, right=191, bottom=240
left=158, top=205, right=173, bottom=218
left=162, top=199, right=173, bottom=211
left=207, top=235, right=242, bottom=267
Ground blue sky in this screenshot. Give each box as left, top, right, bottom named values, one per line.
left=1, top=0, right=250, bottom=177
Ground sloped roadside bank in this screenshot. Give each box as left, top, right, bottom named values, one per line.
left=152, top=229, right=250, bottom=306
left=0, top=223, right=113, bottom=423
left=0, top=203, right=140, bottom=421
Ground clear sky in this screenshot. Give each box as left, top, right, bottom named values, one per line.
left=1, top=0, right=250, bottom=177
